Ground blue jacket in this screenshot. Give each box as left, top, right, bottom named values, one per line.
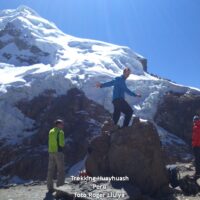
left=100, top=75, right=137, bottom=101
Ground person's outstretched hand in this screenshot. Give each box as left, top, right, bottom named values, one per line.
left=96, top=82, right=101, bottom=88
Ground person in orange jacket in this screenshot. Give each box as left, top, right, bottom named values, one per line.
left=192, top=115, right=200, bottom=179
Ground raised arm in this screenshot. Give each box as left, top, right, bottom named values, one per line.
left=96, top=79, right=115, bottom=88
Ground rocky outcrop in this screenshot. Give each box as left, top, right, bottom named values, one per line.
left=138, top=57, right=147, bottom=72
left=0, top=88, right=111, bottom=182
left=86, top=119, right=169, bottom=197
left=155, top=92, right=200, bottom=144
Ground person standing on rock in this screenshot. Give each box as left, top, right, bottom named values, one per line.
left=47, top=119, right=65, bottom=193
left=96, top=67, right=141, bottom=128
left=192, top=115, right=200, bottom=179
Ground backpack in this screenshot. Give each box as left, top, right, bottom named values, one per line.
left=57, top=130, right=64, bottom=152
left=167, top=165, right=180, bottom=188
left=179, top=175, right=200, bottom=196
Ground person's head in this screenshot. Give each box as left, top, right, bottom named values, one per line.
left=54, top=119, right=64, bottom=129
left=123, top=67, right=131, bottom=79
left=193, top=115, right=200, bottom=123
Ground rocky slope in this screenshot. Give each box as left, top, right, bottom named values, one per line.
left=155, top=92, right=200, bottom=144
left=0, top=88, right=111, bottom=183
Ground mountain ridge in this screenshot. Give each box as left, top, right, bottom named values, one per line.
left=0, top=6, right=200, bottom=185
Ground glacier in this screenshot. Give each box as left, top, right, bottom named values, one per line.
left=0, top=5, right=199, bottom=146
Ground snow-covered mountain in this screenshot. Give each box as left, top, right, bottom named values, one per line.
left=0, top=6, right=200, bottom=183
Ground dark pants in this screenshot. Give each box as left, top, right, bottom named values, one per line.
left=193, top=147, right=200, bottom=176
left=112, top=98, right=133, bottom=127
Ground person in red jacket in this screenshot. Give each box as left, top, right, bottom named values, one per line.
left=192, top=115, right=200, bottom=179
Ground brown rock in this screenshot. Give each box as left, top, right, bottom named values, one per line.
left=86, top=120, right=169, bottom=196
left=108, top=121, right=169, bottom=195
left=86, top=134, right=110, bottom=176
left=0, top=88, right=111, bottom=181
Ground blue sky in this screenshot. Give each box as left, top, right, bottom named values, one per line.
left=0, top=0, right=200, bottom=88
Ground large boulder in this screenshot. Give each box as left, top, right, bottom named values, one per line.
left=86, top=119, right=169, bottom=196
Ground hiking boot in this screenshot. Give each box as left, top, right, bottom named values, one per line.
left=101, top=120, right=120, bottom=134
left=48, top=188, right=55, bottom=194
left=194, top=174, right=200, bottom=180
left=54, top=190, right=64, bottom=199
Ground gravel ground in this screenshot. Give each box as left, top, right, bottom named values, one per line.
left=0, top=185, right=50, bottom=200
left=1, top=163, right=200, bottom=200
left=1, top=183, right=200, bottom=200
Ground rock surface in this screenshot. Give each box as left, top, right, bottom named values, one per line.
left=0, top=88, right=111, bottom=182
left=155, top=92, right=200, bottom=144
left=86, top=119, right=169, bottom=197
